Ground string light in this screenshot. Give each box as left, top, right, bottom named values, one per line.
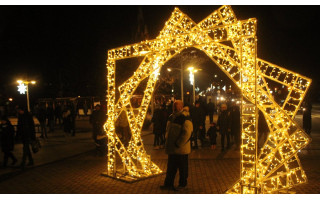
left=104, top=5, right=311, bottom=192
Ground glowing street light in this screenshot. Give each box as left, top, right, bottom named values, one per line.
left=17, top=80, right=36, bottom=112
left=188, top=66, right=200, bottom=105
left=167, top=67, right=184, bottom=103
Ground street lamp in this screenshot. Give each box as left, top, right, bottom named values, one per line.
left=17, top=80, right=36, bottom=112
left=167, top=67, right=184, bottom=103
left=188, top=67, right=199, bottom=105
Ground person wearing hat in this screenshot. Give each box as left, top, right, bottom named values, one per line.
left=160, top=100, right=193, bottom=191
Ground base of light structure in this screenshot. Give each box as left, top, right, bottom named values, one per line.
left=101, top=170, right=165, bottom=183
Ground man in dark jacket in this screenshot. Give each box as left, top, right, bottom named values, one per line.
left=151, top=106, right=165, bottom=149
left=190, top=101, right=206, bottom=149
left=207, top=98, right=215, bottom=123
left=37, top=104, right=47, bottom=138
left=17, top=107, right=36, bottom=167
left=46, top=104, right=55, bottom=133
left=90, top=104, right=107, bottom=148
left=217, top=103, right=231, bottom=151
left=229, top=103, right=240, bottom=149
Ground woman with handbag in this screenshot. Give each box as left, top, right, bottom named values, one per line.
left=17, top=107, right=36, bottom=167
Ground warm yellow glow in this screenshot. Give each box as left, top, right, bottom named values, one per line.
left=17, top=80, right=22, bottom=84
left=104, top=5, right=311, bottom=192
left=31, top=81, right=36, bottom=84
left=188, top=66, right=194, bottom=71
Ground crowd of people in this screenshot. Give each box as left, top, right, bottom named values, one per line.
left=0, top=101, right=82, bottom=168
left=151, top=98, right=242, bottom=152
left=33, top=102, right=77, bottom=137
left=158, top=98, right=273, bottom=191
left=0, top=107, right=36, bottom=168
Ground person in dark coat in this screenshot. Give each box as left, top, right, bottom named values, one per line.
left=229, top=103, right=240, bottom=149
left=217, top=103, right=231, bottom=151
left=17, top=108, right=36, bottom=167
left=37, top=104, right=47, bottom=138
left=206, top=98, right=215, bottom=123
left=69, top=103, right=76, bottom=136
left=54, top=103, right=63, bottom=128
left=90, top=105, right=105, bottom=143
left=160, top=103, right=169, bottom=148
left=46, top=104, right=55, bottom=133
left=303, top=102, right=312, bottom=135
left=190, top=101, right=206, bottom=149
left=90, top=104, right=107, bottom=156
left=207, top=122, right=217, bottom=150
left=62, top=105, right=72, bottom=134
left=0, top=116, right=17, bottom=167
left=151, top=106, right=165, bottom=149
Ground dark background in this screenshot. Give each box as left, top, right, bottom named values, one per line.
left=0, top=5, right=319, bottom=104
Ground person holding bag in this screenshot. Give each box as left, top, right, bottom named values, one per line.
left=17, top=107, right=36, bottom=167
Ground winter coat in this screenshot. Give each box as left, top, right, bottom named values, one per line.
left=191, top=106, right=206, bottom=126
left=90, top=109, right=106, bottom=135
left=151, top=108, right=167, bottom=135
left=217, top=110, right=231, bottom=134
left=17, top=112, right=36, bottom=144
left=0, top=120, right=15, bottom=152
left=37, top=107, right=47, bottom=123
left=207, top=126, right=217, bottom=138
left=46, top=106, right=54, bottom=120
left=207, top=102, right=215, bottom=114
left=165, top=109, right=193, bottom=155
left=230, top=106, right=240, bottom=135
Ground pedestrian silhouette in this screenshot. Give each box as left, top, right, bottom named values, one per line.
left=17, top=107, right=36, bottom=167
left=206, top=98, right=215, bottom=123
left=0, top=116, right=18, bottom=167
left=207, top=122, right=217, bottom=150
left=90, top=104, right=107, bottom=155
left=217, top=103, right=231, bottom=151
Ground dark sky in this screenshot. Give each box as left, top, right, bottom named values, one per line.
left=0, top=5, right=319, bottom=101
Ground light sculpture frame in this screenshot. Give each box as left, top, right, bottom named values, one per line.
left=104, top=5, right=312, bottom=193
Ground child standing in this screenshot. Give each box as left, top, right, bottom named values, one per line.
left=207, top=122, right=217, bottom=150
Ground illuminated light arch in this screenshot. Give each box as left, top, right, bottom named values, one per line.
left=104, top=5, right=312, bottom=193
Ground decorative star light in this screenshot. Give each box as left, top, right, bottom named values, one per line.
left=17, top=83, right=27, bottom=94
left=103, top=5, right=311, bottom=193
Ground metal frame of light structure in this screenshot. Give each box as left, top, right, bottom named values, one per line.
left=104, top=5, right=311, bottom=192
left=17, top=80, right=36, bottom=112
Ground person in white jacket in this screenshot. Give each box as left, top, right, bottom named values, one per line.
left=160, top=100, right=193, bottom=191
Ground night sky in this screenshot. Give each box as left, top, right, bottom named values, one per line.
left=0, top=5, right=320, bottom=103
